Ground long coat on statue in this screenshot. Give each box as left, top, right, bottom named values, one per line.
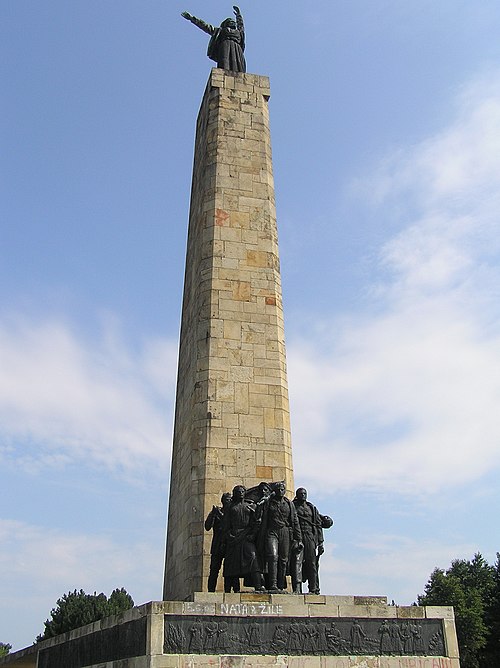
left=257, top=495, right=302, bottom=574
left=222, top=498, right=260, bottom=578
left=207, top=23, right=246, bottom=72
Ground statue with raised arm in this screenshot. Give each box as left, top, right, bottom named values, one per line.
left=181, top=6, right=246, bottom=73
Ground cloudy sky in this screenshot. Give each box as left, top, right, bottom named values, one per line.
left=2, top=0, right=500, bottom=651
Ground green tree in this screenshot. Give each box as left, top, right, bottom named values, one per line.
left=36, top=588, right=134, bottom=641
left=418, top=552, right=496, bottom=668
left=107, top=587, right=135, bottom=615
left=0, top=643, right=11, bottom=657
left=483, top=553, right=500, bottom=667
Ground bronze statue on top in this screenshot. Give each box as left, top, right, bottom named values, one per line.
left=181, top=6, right=246, bottom=73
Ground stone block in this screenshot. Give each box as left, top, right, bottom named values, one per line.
left=222, top=413, right=239, bottom=429
left=216, top=380, right=235, bottom=402
left=224, top=240, right=248, bottom=260
left=246, top=250, right=271, bottom=267
left=241, top=229, right=258, bottom=244
left=250, top=393, right=275, bottom=409
left=287, top=658, right=321, bottom=668
left=193, top=592, right=221, bottom=604
left=237, top=450, right=257, bottom=477
left=338, top=604, right=375, bottom=618
left=397, top=606, right=425, bottom=618
left=354, top=595, right=388, bottom=605
left=152, top=657, right=180, bottom=667
left=425, top=606, right=455, bottom=620
left=149, top=612, right=165, bottom=655
left=264, top=427, right=288, bottom=444
left=308, top=603, right=340, bottom=618
left=221, top=658, right=245, bottom=668
left=221, top=227, right=243, bottom=242
left=240, top=592, right=271, bottom=603
left=162, top=601, right=184, bottom=615
left=234, top=383, right=250, bottom=413
left=305, top=594, right=327, bottom=605
left=183, top=601, right=216, bottom=615
left=443, top=618, right=460, bottom=658
left=239, top=414, right=265, bottom=438
left=256, top=465, right=273, bottom=478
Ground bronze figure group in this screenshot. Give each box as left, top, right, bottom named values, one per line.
left=205, top=482, right=333, bottom=594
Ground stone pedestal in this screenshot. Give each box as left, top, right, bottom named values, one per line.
left=0, top=594, right=460, bottom=668
left=164, top=70, right=294, bottom=601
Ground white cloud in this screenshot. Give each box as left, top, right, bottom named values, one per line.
left=0, top=317, right=176, bottom=474
left=289, top=70, right=500, bottom=494
left=319, top=535, right=478, bottom=605
left=366, top=72, right=500, bottom=210
left=0, top=518, right=162, bottom=648
left=0, top=519, right=157, bottom=592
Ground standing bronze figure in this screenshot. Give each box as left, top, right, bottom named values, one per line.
left=222, top=485, right=264, bottom=592
left=204, top=492, right=232, bottom=592
left=258, top=481, right=303, bottom=592
left=181, top=6, right=246, bottom=73
left=292, top=488, right=325, bottom=594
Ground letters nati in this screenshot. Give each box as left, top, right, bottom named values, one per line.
left=220, top=603, right=283, bottom=616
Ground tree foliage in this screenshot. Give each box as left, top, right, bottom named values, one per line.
left=418, top=552, right=500, bottom=668
left=0, top=643, right=11, bottom=657
left=36, top=588, right=134, bottom=641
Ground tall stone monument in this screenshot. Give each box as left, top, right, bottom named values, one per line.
left=163, top=69, right=294, bottom=601
left=0, top=13, right=461, bottom=665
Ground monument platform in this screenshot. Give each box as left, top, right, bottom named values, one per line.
left=0, top=593, right=459, bottom=668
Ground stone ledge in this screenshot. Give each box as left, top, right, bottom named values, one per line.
left=153, top=657, right=460, bottom=668
left=0, top=598, right=459, bottom=668
left=183, top=593, right=450, bottom=622
left=192, top=592, right=386, bottom=607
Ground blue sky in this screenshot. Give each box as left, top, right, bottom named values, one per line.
left=2, top=0, right=500, bottom=651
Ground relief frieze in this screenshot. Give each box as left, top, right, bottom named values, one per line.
left=163, top=615, right=446, bottom=656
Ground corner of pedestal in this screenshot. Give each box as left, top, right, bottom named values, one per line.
left=207, top=68, right=271, bottom=99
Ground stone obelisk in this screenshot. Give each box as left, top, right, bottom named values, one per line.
left=163, top=70, right=294, bottom=601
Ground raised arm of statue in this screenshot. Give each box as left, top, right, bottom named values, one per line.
left=233, top=6, right=243, bottom=29
left=233, top=6, right=245, bottom=51
left=181, top=11, right=216, bottom=36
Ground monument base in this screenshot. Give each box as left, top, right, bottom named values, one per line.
left=0, top=593, right=460, bottom=668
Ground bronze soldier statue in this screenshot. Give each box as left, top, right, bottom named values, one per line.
left=181, top=6, right=246, bottom=73
left=222, top=485, right=264, bottom=592
left=292, top=487, right=325, bottom=594
left=204, top=492, right=232, bottom=592
left=259, top=481, right=303, bottom=592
